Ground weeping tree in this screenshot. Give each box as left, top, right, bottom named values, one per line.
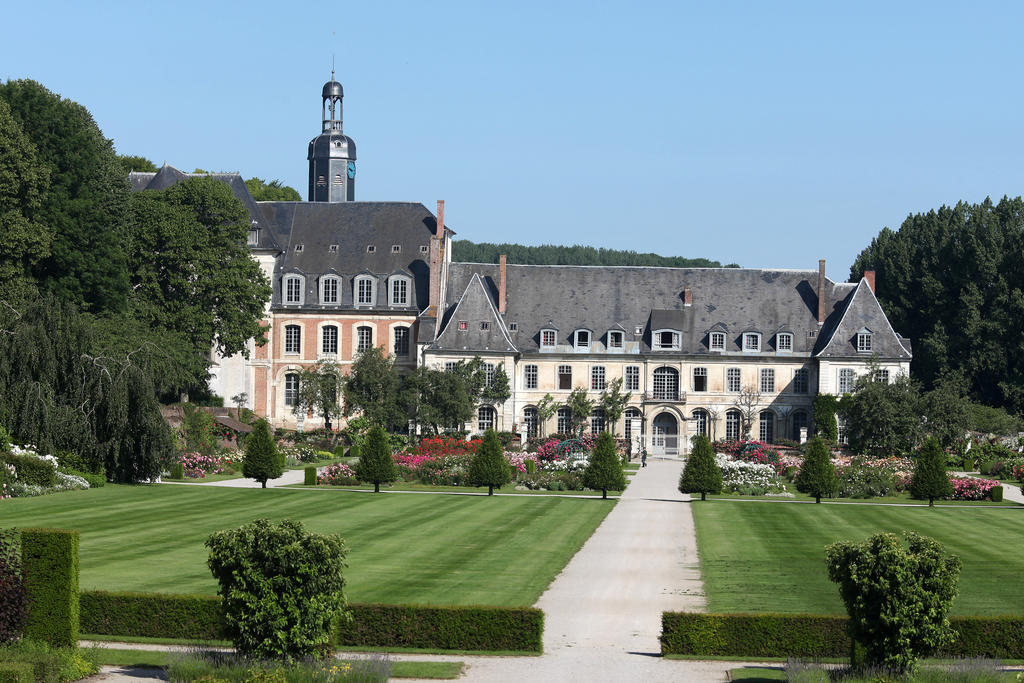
left=0, top=295, right=173, bottom=481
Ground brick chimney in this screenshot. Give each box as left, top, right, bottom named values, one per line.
left=683, top=287, right=692, bottom=306
left=427, top=200, right=444, bottom=315
left=817, top=259, right=826, bottom=325
left=436, top=200, right=445, bottom=237
left=864, top=270, right=876, bottom=294
left=498, top=254, right=507, bottom=314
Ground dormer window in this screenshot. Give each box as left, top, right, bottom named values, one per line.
left=709, top=331, right=726, bottom=351
left=419, top=245, right=429, bottom=254
left=391, top=245, right=401, bottom=253
left=247, top=220, right=259, bottom=246
left=653, top=330, right=681, bottom=351
left=389, top=275, right=410, bottom=307
left=329, top=244, right=338, bottom=253
left=575, top=330, right=591, bottom=350
left=294, top=244, right=304, bottom=253
left=776, top=332, right=793, bottom=353
left=366, top=245, right=376, bottom=253
left=355, top=275, right=375, bottom=306
left=283, top=275, right=304, bottom=305
left=743, top=333, right=761, bottom=352
left=608, top=331, right=624, bottom=349
left=321, top=276, right=340, bottom=304
left=857, top=331, right=873, bottom=353
left=541, top=329, right=557, bottom=348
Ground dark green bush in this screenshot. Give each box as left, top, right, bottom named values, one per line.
left=991, top=486, right=1004, bottom=502
left=0, top=530, right=26, bottom=644
left=979, top=460, right=994, bottom=475
left=20, top=529, right=79, bottom=647
left=2, top=454, right=56, bottom=488
left=304, top=466, right=317, bottom=486
left=660, top=612, right=1024, bottom=659
left=78, top=590, right=543, bottom=652
left=333, top=445, right=346, bottom=459
left=168, top=463, right=184, bottom=480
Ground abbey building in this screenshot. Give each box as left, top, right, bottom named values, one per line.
left=132, top=77, right=911, bottom=455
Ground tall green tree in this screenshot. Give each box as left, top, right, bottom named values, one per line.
left=119, top=155, right=157, bottom=174
left=0, top=98, right=50, bottom=304
left=535, top=394, right=558, bottom=438
left=126, top=177, right=271, bottom=360
left=244, top=177, right=301, bottom=201
left=599, top=378, right=631, bottom=435
left=678, top=435, right=722, bottom=501
left=468, top=429, right=510, bottom=495
left=242, top=419, right=282, bottom=488
left=566, top=388, right=594, bottom=436
left=583, top=431, right=627, bottom=499
left=451, top=240, right=734, bottom=268
left=481, top=363, right=511, bottom=404
left=921, top=373, right=969, bottom=448
left=910, top=436, right=953, bottom=506
left=852, top=196, right=1024, bottom=412
left=0, top=79, right=130, bottom=313
left=794, top=437, right=837, bottom=503
left=354, top=425, right=397, bottom=493
left=840, top=370, right=923, bottom=457
left=343, top=347, right=402, bottom=429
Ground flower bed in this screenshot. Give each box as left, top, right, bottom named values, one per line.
left=715, top=440, right=783, bottom=473
left=318, top=463, right=359, bottom=486
left=178, top=452, right=228, bottom=479
left=415, top=436, right=481, bottom=458
left=1, top=446, right=91, bottom=498
left=715, top=454, right=786, bottom=494
left=949, top=476, right=1000, bottom=501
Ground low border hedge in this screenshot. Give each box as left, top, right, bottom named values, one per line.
left=660, top=612, right=1024, bottom=659
left=80, top=591, right=543, bottom=653
left=20, top=529, right=79, bottom=647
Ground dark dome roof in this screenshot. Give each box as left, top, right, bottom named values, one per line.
left=322, top=80, right=344, bottom=99
left=308, top=133, right=357, bottom=159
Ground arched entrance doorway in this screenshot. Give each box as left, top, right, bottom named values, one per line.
left=651, top=413, right=679, bottom=456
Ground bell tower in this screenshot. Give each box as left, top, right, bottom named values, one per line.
left=307, top=71, right=357, bottom=202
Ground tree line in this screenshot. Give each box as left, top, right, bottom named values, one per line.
left=452, top=240, right=737, bottom=268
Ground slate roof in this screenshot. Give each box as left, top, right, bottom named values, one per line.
left=432, top=274, right=517, bottom=353
left=433, top=263, right=910, bottom=360
left=257, top=202, right=439, bottom=311
left=814, top=278, right=912, bottom=360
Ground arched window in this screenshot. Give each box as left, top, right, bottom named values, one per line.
left=354, top=276, right=375, bottom=306
left=523, top=406, right=538, bottom=439
left=556, top=407, right=572, bottom=435
left=692, top=409, right=708, bottom=437
left=393, top=326, right=410, bottom=356
left=284, top=373, right=299, bottom=406
left=283, top=275, right=304, bottom=304
left=652, top=367, right=679, bottom=400
left=759, top=411, right=774, bottom=443
left=320, top=276, right=340, bottom=304
left=477, top=405, right=495, bottom=432
left=624, top=408, right=643, bottom=441
left=321, top=325, right=338, bottom=355
left=791, top=411, right=808, bottom=441
left=590, top=408, right=606, bottom=434
left=725, top=409, right=741, bottom=440
left=284, top=325, right=301, bottom=354
left=356, top=326, right=372, bottom=352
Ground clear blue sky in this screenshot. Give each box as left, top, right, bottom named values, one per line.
left=4, top=1, right=1023, bottom=279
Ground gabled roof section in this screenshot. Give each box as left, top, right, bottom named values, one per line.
left=433, top=274, right=517, bottom=353
left=815, top=279, right=912, bottom=359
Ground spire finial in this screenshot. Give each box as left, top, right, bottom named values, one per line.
left=331, top=54, right=335, bottom=82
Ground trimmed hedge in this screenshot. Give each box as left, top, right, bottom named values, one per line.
left=20, top=529, right=78, bottom=647
left=2, top=455, right=56, bottom=488
left=80, top=591, right=543, bottom=652
left=661, top=612, right=1024, bottom=659
left=991, top=485, right=1004, bottom=502
left=304, top=466, right=317, bottom=486
left=0, top=662, right=34, bottom=683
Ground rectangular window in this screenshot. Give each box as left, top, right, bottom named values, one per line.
left=857, top=333, right=873, bottom=352
left=524, top=364, right=538, bottom=389
left=483, top=363, right=496, bottom=388
left=693, top=367, right=707, bottom=392
left=357, top=327, right=372, bottom=352
left=874, top=369, right=890, bottom=383
left=444, top=361, right=458, bottom=373
left=793, top=368, right=809, bottom=393
left=608, top=331, right=623, bottom=349
left=322, top=278, right=338, bottom=304
left=322, top=326, right=338, bottom=355
left=558, top=365, right=572, bottom=390
left=284, top=374, right=298, bottom=406
left=777, top=333, right=792, bottom=352
left=837, top=416, right=849, bottom=445
left=285, top=277, right=302, bottom=304
left=481, top=321, right=490, bottom=330
left=624, top=366, right=640, bottom=391
left=393, top=327, right=409, bottom=356
left=576, top=330, right=590, bottom=349
left=247, top=224, right=259, bottom=246
left=710, top=331, right=725, bottom=351
left=655, top=331, right=679, bottom=350
left=760, top=368, right=775, bottom=393
left=391, top=279, right=408, bottom=306
left=838, top=368, right=856, bottom=393
left=727, top=367, right=741, bottom=392
left=591, top=366, right=606, bottom=391
left=743, top=333, right=761, bottom=352
left=357, top=278, right=374, bottom=305
left=590, top=410, right=606, bottom=434
left=284, top=325, right=301, bottom=354
left=541, top=330, right=556, bottom=347
left=458, top=321, right=468, bottom=331
left=557, top=409, right=571, bottom=434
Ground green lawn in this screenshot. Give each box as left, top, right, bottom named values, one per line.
left=287, top=483, right=611, bottom=496
left=692, top=500, right=1024, bottom=615
left=1, top=485, right=614, bottom=606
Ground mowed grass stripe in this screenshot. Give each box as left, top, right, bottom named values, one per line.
left=692, top=501, right=1024, bottom=616
left=0, top=485, right=614, bottom=606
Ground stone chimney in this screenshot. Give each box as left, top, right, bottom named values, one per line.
left=817, top=259, right=826, bottom=325
left=683, top=287, right=692, bottom=306
left=498, top=254, right=507, bottom=314
left=864, top=270, right=876, bottom=294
